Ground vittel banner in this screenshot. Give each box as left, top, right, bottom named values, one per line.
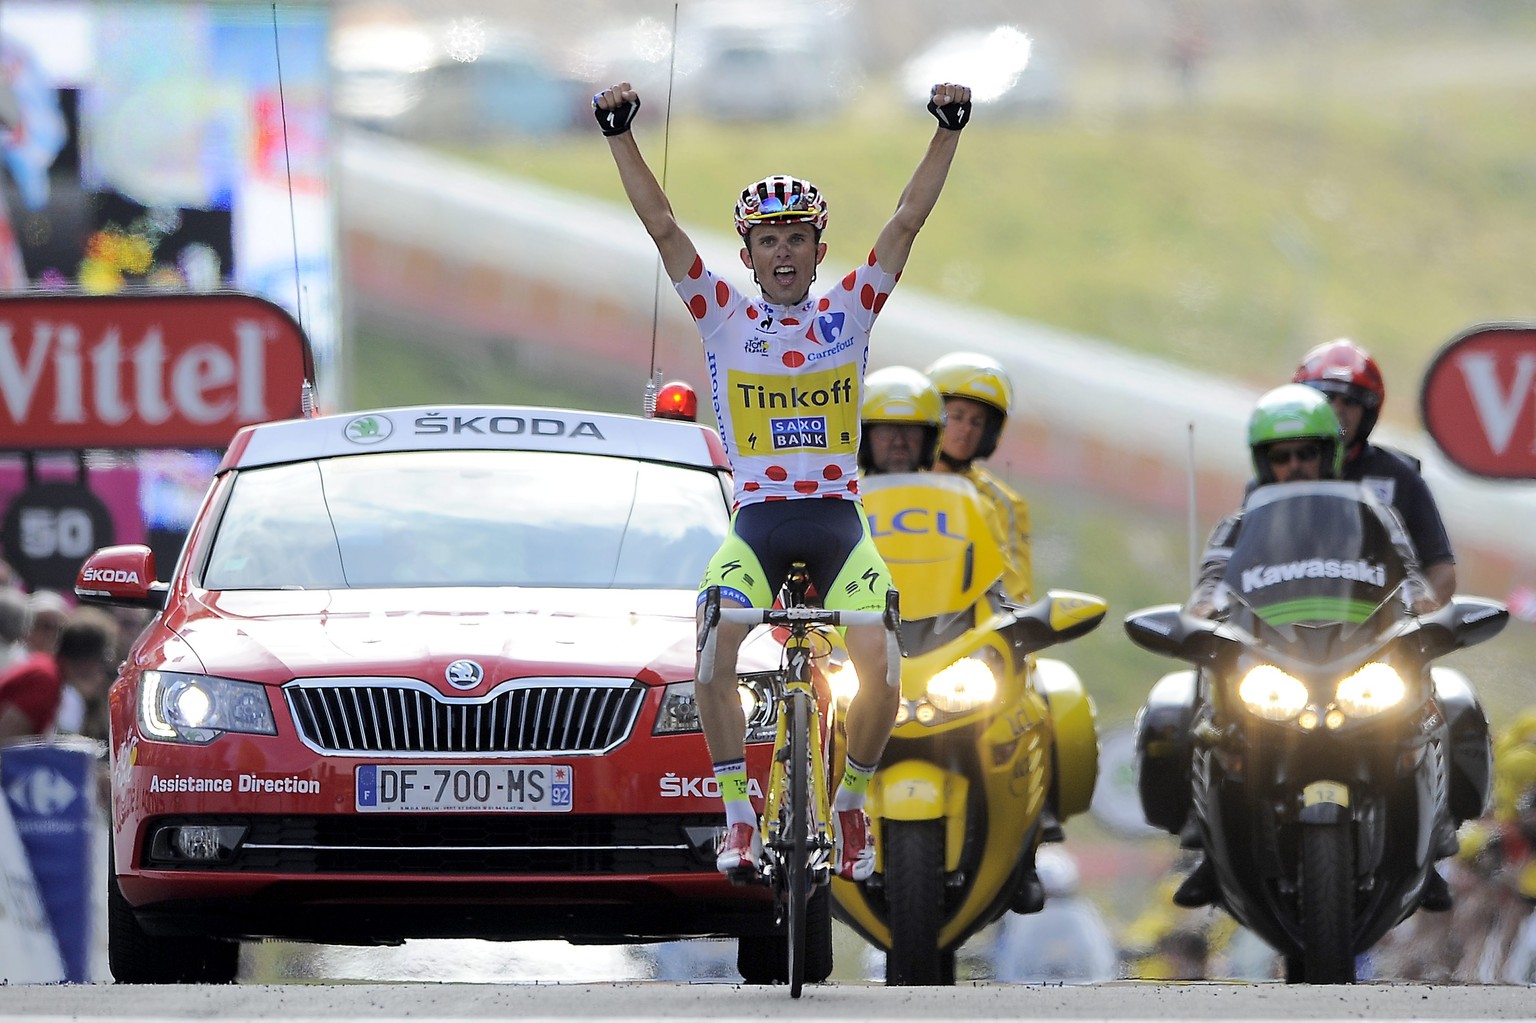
left=0, top=294, right=310, bottom=450
left=1421, top=322, right=1536, bottom=479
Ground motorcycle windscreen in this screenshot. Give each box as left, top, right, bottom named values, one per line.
left=861, top=473, right=1006, bottom=622
left=1222, top=481, right=1409, bottom=641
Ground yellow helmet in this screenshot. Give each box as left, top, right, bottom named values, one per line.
left=859, top=366, right=943, bottom=472
left=1492, top=710, right=1536, bottom=825
left=924, top=352, right=1014, bottom=459
left=925, top=352, right=1014, bottom=415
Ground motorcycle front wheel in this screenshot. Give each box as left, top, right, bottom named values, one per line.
left=1298, top=822, right=1356, bottom=984
left=884, top=818, right=948, bottom=986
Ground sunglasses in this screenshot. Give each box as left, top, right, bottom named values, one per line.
left=747, top=193, right=820, bottom=221
left=1265, top=442, right=1323, bottom=467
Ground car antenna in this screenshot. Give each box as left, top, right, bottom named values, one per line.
left=271, top=2, right=317, bottom=417
left=1186, top=420, right=1199, bottom=591
left=643, top=3, right=680, bottom=418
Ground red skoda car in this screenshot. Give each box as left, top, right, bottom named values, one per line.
left=77, top=405, right=785, bottom=983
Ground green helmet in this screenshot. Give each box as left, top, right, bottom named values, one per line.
left=1248, top=383, right=1345, bottom=483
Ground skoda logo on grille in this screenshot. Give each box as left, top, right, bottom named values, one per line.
left=445, top=659, right=484, bottom=690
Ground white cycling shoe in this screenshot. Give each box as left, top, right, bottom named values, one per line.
left=834, top=808, right=875, bottom=882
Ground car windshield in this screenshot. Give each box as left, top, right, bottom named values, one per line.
left=201, top=450, right=728, bottom=590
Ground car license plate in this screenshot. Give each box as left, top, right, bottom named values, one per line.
left=355, top=764, right=573, bottom=813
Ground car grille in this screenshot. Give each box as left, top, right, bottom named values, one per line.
left=285, top=677, right=645, bottom=756
left=142, top=814, right=724, bottom=874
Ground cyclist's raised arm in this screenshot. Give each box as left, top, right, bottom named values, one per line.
left=872, top=82, right=971, bottom=276
left=594, top=83, right=698, bottom=284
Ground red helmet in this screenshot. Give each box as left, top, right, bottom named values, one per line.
left=1292, top=338, right=1384, bottom=448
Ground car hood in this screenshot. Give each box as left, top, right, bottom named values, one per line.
left=171, top=587, right=776, bottom=688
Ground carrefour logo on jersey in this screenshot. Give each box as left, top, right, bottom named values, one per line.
left=809, top=311, right=846, bottom=347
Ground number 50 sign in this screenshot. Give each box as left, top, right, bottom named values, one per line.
left=1, top=481, right=114, bottom=592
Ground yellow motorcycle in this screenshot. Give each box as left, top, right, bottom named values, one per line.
left=827, top=472, right=1105, bottom=985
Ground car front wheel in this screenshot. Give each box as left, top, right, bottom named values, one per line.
left=107, top=869, right=239, bottom=984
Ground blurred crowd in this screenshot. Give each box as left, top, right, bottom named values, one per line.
left=0, top=554, right=149, bottom=756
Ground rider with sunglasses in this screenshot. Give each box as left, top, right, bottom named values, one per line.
left=1187, top=384, right=1436, bottom=643
left=1292, top=338, right=1456, bottom=608
left=593, top=80, right=973, bottom=883
left=1172, top=383, right=1448, bottom=911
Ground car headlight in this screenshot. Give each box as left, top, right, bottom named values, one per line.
left=1334, top=662, right=1406, bottom=718
left=655, top=675, right=777, bottom=744
left=1237, top=664, right=1309, bottom=722
left=139, top=671, right=277, bottom=744
left=925, top=656, right=999, bottom=714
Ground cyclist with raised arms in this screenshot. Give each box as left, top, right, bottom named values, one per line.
left=594, top=79, right=973, bottom=882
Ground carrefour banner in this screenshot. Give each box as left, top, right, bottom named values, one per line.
left=1, top=737, right=101, bottom=983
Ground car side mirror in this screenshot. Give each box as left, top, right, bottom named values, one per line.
left=75, top=544, right=169, bottom=611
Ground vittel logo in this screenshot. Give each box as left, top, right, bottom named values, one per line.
left=0, top=318, right=274, bottom=427
left=0, top=296, right=308, bottom=449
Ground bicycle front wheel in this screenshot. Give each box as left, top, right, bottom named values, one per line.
left=784, top=689, right=811, bottom=997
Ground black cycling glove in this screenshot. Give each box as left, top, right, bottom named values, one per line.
left=593, top=96, right=640, bottom=137
left=927, top=93, right=972, bottom=131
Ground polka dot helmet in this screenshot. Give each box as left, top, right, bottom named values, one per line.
left=734, top=175, right=828, bottom=239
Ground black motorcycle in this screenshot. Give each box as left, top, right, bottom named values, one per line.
left=1127, top=481, right=1505, bottom=983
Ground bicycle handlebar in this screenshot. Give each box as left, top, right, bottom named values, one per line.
left=716, top=606, right=889, bottom=629
left=697, top=586, right=904, bottom=686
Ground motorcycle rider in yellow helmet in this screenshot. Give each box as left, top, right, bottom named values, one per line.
left=858, top=366, right=944, bottom=476
left=924, top=352, right=1032, bottom=603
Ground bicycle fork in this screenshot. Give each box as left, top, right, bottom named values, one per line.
left=762, top=634, right=834, bottom=891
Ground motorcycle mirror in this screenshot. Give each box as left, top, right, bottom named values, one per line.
left=1007, top=589, right=1107, bottom=654
left=1414, top=596, right=1509, bottom=659
left=1123, top=604, right=1232, bottom=664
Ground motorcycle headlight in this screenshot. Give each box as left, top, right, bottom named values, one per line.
left=1334, top=662, right=1406, bottom=719
left=656, top=675, right=777, bottom=744
left=139, top=671, right=277, bottom=744
left=1237, top=664, right=1308, bottom=722
left=926, top=656, right=999, bottom=714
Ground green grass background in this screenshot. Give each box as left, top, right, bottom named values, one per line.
left=350, top=33, right=1536, bottom=730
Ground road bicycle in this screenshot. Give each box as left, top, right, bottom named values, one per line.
left=698, top=566, right=899, bottom=996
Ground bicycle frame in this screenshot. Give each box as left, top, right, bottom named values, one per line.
left=698, top=568, right=898, bottom=995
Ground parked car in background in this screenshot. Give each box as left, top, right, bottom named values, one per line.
left=901, top=25, right=1069, bottom=118
left=571, top=0, right=860, bottom=124
left=78, top=403, right=790, bottom=983
left=333, top=18, right=585, bottom=139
